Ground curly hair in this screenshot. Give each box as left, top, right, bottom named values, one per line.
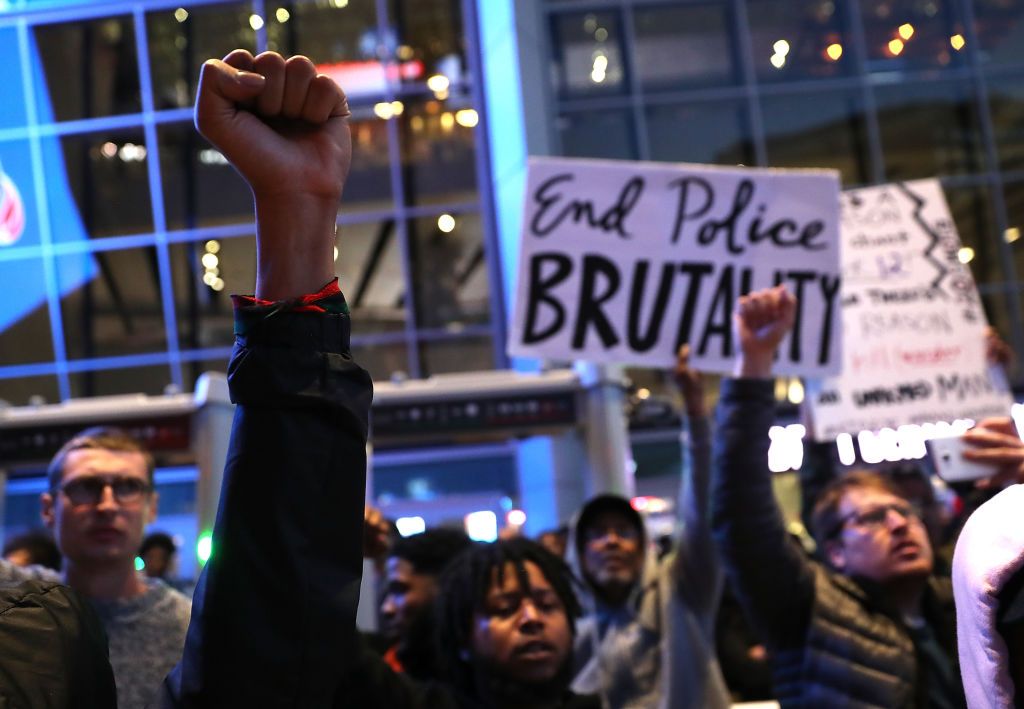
left=435, top=537, right=582, bottom=701
left=390, top=527, right=472, bottom=576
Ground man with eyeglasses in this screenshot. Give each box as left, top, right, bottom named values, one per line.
left=711, top=285, right=965, bottom=708
left=4, top=426, right=192, bottom=709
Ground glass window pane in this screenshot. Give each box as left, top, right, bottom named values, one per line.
left=409, top=212, right=490, bottom=330
left=746, top=0, right=851, bottom=83
left=337, top=220, right=407, bottom=335
left=762, top=90, right=871, bottom=185
left=646, top=101, right=752, bottom=166
left=57, top=129, right=153, bottom=239
left=861, top=0, right=968, bottom=71
left=551, top=11, right=627, bottom=97
left=973, top=0, right=1024, bottom=67
left=159, top=122, right=251, bottom=231
left=147, top=3, right=256, bottom=111
left=944, top=184, right=1001, bottom=287
left=34, top=16, right=140, bottom=122
left=346, top=114, right=395, bottom=212
left=632, top=4, right=737, bottom=90
left=390, top=0, right=465, bottom=86
left=559, top=110, right=636, bottom=160
left=875, top=81, right=984, bottom=179
left=170, top=236, right=255, bottom=351
left=374, top=455, right=516, bottom=503
left=57, top=246, right=169, bottom=359
left=0, top=27, right=29, bottom=129
left=988, top=77, right=1024, bottom=173
left=399, top=97, right=478, bottom=206
left=0, top=257, right=54, bottom=365
left=999, top=180, right=1024, bottom=283
left=70, top=365, right=172, bottom=398
left=266, top=0, right=390, bottom=101
left=420, top=336, right=495, bottom=376
left=351, top=340, right=409, bottom=382
left=0, top=140, right=42, bottom=250
left=267, top=0, right=377, bottom=59
left=0, top=375, right=60, bottom=407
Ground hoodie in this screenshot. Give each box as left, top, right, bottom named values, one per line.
left=566, top=415, right=731, bottom=709
left=952, top=484, right=1024, bottom=709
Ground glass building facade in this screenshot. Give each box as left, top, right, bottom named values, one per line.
left=543, top=0, right=1024, bottom=395
left=0, top=0, right=503, bottom=408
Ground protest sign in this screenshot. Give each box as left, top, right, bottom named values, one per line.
left=806, top=180, right=1012, bottom=440
left=506, top=157, right=842, bottom=376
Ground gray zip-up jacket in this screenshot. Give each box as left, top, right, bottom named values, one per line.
left=568, top=415, right=731, bottom=709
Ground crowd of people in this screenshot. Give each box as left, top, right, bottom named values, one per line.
left=1, top=48, right=1024, bottom=708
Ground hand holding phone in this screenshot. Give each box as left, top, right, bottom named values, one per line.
left=959, top=417, right=1024, bottom=489
left=926, top=436, right=1001, bottom=482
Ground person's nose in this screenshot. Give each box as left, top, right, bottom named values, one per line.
left=886, top=506, right=911, bottom=531
left=518, top=599, right=544, bottom=632
left=381, top=595, right=397, bottom=618
left=601, top=530, right=623, bottom=548
left=95, top=483, right=119, bottom=512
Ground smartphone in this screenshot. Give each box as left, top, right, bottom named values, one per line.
left=926, top=436, right=1000, bottom=483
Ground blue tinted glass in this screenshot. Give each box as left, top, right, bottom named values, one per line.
left=0, top=27, right=28, bottom=128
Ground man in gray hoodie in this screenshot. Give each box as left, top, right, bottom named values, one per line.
left=568, top=347, right=730, bottom=709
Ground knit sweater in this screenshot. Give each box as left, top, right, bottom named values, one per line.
left=91, top=579, right=191, bottom=709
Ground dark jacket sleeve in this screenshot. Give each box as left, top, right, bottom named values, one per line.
left=710, top=379, right=815, bottom=651
left=161, top=301, right=373, bottom=708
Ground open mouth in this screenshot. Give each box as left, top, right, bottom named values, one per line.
left=892, top=540, right=919, bottom=556
left=514, top=640, right=556, bottom=659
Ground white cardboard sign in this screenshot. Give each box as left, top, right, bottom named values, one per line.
left=507, top=157, right=843, bottom=376
left=806, top=180, right=1012, bottom=440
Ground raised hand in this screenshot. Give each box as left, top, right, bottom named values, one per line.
left=963, top=417, right=1024, bottom=489
left=195, top=50, right=351, bottom=201
left=733, top=285, right=796, bottom=378
left=194, top=50, right=352, bottom=300
left=985, top=327, right=1014, bottom=369
left=362, top=506, right=391, bottom=560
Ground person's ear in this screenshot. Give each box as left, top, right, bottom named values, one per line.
left=40, top=492, right=56, bottom=529
left=824, top=539, right=846, bottom=571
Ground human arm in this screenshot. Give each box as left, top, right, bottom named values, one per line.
left=670, top=345, right=720, bottom=624
left=160, top=51, right=373, bottom=707
left=710, top=286, right=816, bottom=650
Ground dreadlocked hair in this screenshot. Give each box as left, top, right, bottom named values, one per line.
left=435, top=537, right=582, bottom=701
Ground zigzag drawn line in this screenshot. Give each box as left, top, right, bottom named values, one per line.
left=895, top=181, right=947, bottom=290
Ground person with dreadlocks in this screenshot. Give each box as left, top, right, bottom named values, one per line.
left=339, top=536, right=598, bottom=708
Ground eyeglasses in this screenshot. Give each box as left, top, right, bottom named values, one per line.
left=828, top=501, right=921, bottom=539
left=57, top=477, right=152, bottom=506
